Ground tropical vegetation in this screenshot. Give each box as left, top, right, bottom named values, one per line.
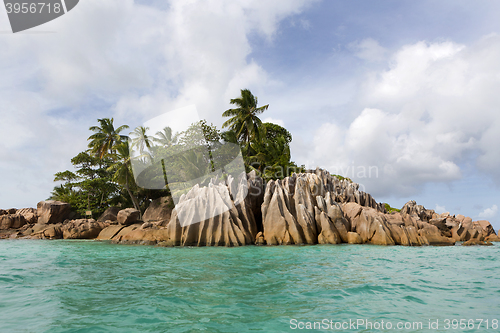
left=50, top=89, right=317, bottom=217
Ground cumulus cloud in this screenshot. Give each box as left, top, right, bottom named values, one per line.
left=263, top=117, right=285, bottom=127
left=302, top=35, right=500, bottom=198
left=478, top=204, right=498, bottom=219
left=0, top=0, right=316, bottom=207
left=349, top=38, right=387, bottom=62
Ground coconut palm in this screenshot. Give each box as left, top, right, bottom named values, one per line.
left=153, top=126, right=179, bottom=147
left=88, top=118, right=129, bottom=159
left=129, top=126, right=154, bottom=162
left=222, top=89, right=269, bottom=150
left=107, top=141, right=141, bottom=212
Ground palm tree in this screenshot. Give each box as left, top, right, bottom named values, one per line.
left=88, top=118, right=129, bottom=159
left=153, top=126, right=179, bottom=147
left=129, top=126, right=153, bottom=162
left=107, top=142, right=141, bottom=212
left=222, top=89, right=269, bottom=152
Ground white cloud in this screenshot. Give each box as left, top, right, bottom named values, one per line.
left=478, top=204, right=498, bottom=219
left=299, top=35, right=500, bottom=198
left=349, top=38, right=387, bottom=62
left=263, top=117, right=285, bottom=127
left=0, top=0, right=316, bottom=208
left=435, top=204, right=447, bottom=214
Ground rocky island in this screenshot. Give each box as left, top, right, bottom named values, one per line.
left=2, top=91, right=498, bottom=247
left=1, top=168, right=498, bottom=247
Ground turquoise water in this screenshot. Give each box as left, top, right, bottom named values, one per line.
left=0, top=241, right=499, bottom=333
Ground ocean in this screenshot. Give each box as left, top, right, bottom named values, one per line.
left=0, top=240, right=499, bottom=332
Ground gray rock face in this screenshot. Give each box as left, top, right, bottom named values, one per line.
left=117, top=208, right=141, bottom=226
left=37, top=200, right=71, bottom=224
left=142, top=197, right=173, bottom=223
left=308, top=168, right=385, bottom=212
left=97, top=207, right=120, bottom=222
left=164, top=175, right=257, bottom=247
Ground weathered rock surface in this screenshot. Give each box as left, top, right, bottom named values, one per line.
left=61, top=219, right=108, bottom=239
left=142, top=197, right=173, bottom=223
left=485, top=234, right=500, bottom=242
left=97, top=207, right=120, bottom=222
left=16, top=208, right=38, bottom=224
left=117, top=208, right=141, bottom=225
left=347, top=232, right=363, bottom=244
left=462, top=239, right=493, bottom=246
left=37, top=200, right=71, bottom=224
left=19, top=219, right=108, bottom=240
left=3, top=169, right=498, bottom=248
left=0, top=214, right=27, bottom=230
left=97, top=225, right=126, bottom=240
left=164, top=173, right=258, bottom=247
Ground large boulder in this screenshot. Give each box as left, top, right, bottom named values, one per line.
left=475, top=220, right=496, bottom=237
left=111, top=224, right=142, bottom=242
left=37, top=201, right=71, bottom=224
left=16, top=208, right=38, bottom=224
left=346, top=203, right=395, bottom=246
left=42, top=225, right=63, bottom=239
left=61, top=219, right=108, bottom=239
left=97, top=225, right=126, bottom=240
left=418, top=223, right=455, bottom=246
left=485, top=234, right=500, bottom=242
left=0, top=214, right=27, bottom=230
left=347, top=231, right=363, bottom=244
left=142, top=197, right=173, bottom=223
left=261, top=177, right=314, bottom=245
left=462, top=239, right=493, bottom=246
left=165, top=177, right=257, bottom=247
left=119, top=228, right=170, bottom=244
left=97, top=207, right=120, bottom=222
left=117, top=208, right=141, bottom=226
left=401, top=200, right=434, bottom=222
left=429, top=218, right=452, bottom=238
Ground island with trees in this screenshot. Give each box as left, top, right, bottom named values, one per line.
left=1, top=89, right=499, bottom=246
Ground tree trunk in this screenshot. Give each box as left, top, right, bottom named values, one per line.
left=125, top=172, right=141, bottom=218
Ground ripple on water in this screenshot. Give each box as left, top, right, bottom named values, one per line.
left=0, top=241, right=499, bottom=332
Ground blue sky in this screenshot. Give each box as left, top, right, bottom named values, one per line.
left=1, top=0, right=500, bottom=229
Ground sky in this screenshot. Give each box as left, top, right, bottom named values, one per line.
left=1, top=0, right=500, bottom=230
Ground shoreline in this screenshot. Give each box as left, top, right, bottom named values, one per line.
left=2, top=169, right=499, bottom=247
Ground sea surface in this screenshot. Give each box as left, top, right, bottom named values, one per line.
left=0, top=240, right=499, bottom=333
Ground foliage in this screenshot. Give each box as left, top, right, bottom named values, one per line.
left=222, top=89, right=269, bottom=148
left=385, top=203, right=401, bottom=213
left=106, top=141, right=141, bottom=212
left=52, top=88, right=318, bottom=216
left=87, top=118, right=129, bottom=159
left=331, top=174, right=353, bottom=183
left=49, top=152, right=120, bottom=218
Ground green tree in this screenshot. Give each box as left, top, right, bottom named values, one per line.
left=246, top=123, right=302, bottom=180
left=153, top=126, right=179, bottom=147
left=50, top=152, right=120, bottom=217
left=88, top=118, right=129, bottom=159
left=222, top=89, right=268, bottom=152
left=107, top=141, right=141, bottom=212
left=129, top=126, right=154, bottom=163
